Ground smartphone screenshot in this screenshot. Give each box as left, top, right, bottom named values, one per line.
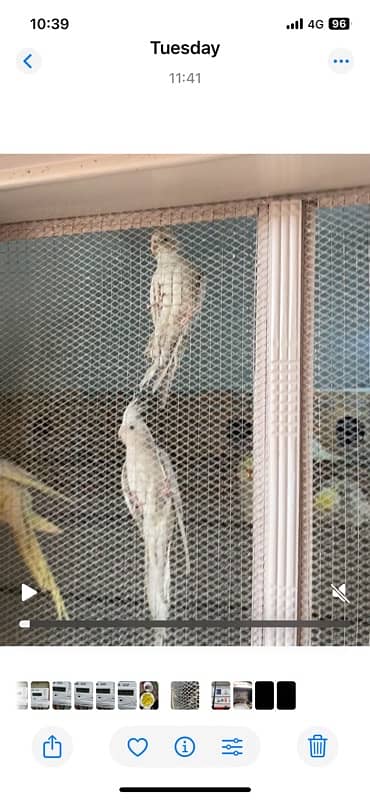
left=0, top=1, right=369, bottom=798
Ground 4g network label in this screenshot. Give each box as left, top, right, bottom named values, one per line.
left=150, top=40, right=221, bottom=58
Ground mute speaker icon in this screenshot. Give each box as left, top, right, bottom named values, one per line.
left=331, top=583, right=350, bottom=604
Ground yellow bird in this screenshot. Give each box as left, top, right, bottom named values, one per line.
left=314, top=478, right=370, bottom=526
left=313, top=487, right=340, bottom=513
left=239, top=454, right=254, bottom=526
left=0, top=460, right=70, bottom=620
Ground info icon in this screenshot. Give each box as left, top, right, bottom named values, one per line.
left=174, top=736, right=196, bottom=758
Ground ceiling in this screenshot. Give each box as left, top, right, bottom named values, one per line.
left=1, top=154, right=370, bottom=224
left=0, top=155, right=85, bottom=169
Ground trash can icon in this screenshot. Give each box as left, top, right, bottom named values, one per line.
left=308, top=734, right=328, bottom=758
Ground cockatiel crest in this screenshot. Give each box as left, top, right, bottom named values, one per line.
left=150, top=229, right=178, bottom=257
left=118, top=397, right=152, bottom=447
left=140, top=229, right=205, bottom=405
left=118, top=399, right=190, bottom=644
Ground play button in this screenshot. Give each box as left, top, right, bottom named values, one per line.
left=21, top=583, right=38, bottom=602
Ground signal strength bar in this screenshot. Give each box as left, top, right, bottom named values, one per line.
left=286, top=18, right=304, bottom=30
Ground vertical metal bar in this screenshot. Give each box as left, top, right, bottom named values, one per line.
left=266, top=204, right=282, bottom=644
left=251, top=207, right=269, bottom=644
left=297, top=200, right=316, bottom=644
left=284, top=200, right=302, bottom=645
left=253, top=200, right=302, bottom=645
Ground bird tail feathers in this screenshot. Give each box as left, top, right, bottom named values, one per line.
left=0, top=479, right=69, bottom=620
left=143, top=509, right=172, bottom=646
left=152, top=334, right=186, bottom=406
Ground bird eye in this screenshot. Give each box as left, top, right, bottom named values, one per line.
left=129, top=425, right=135, bottom=430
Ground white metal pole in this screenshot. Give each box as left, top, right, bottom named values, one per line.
left=253, top=200, right=302, bottom=646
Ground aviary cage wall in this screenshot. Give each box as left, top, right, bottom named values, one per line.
left=0, top=189, right=369, bottom=646
left=300, top=192, right=370, bottom=647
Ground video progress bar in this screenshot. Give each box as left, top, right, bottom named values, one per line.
left=119, top=789, right=251, bottom=793
left=21, top=618, right=352, bottom=630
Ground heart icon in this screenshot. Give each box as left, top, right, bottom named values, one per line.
left=127, top=737, right=149, bottom=757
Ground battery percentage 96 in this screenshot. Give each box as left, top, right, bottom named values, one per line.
left=328, top=17, right=351, bottom=30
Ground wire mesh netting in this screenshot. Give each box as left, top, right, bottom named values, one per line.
left=170, top=681, right=200, bottom=709
left=307, top=201, right=370, bottom=645
left=1, top=191, right=369, bottom=648
left=0, top=211, right=257, bottom=645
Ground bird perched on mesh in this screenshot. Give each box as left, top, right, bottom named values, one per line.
left=0, top=460, right=70, bottom=619
left=336, top=416, right=365, bottom=448
left=228, top=418, right=254, bottom=527
left=312, top=436, right=342, bottom=463
left=229, top=431, right=345, bottom=527
left=140, top=229, right=204, bottom=405
left=314, top=478, right=370, bottom=526
left=118, top=399, right=190, bottom=645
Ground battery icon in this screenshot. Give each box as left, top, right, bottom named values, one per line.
left=328, top=17, right=350, bottom=30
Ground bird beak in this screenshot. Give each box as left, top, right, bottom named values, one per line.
left=118, top=424, right=126, bottom=443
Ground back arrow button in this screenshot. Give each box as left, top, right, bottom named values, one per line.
left=17, top=48, right=42, bottom=73
left=23, top=53, right=33, bottom=69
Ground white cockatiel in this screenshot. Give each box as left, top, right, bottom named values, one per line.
left=140, top=229, right=204, bottom=405
left=118, top=399, right=190, bottom=644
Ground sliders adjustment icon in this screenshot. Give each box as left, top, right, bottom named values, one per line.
left=221, top=737, right=244, bottom=756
